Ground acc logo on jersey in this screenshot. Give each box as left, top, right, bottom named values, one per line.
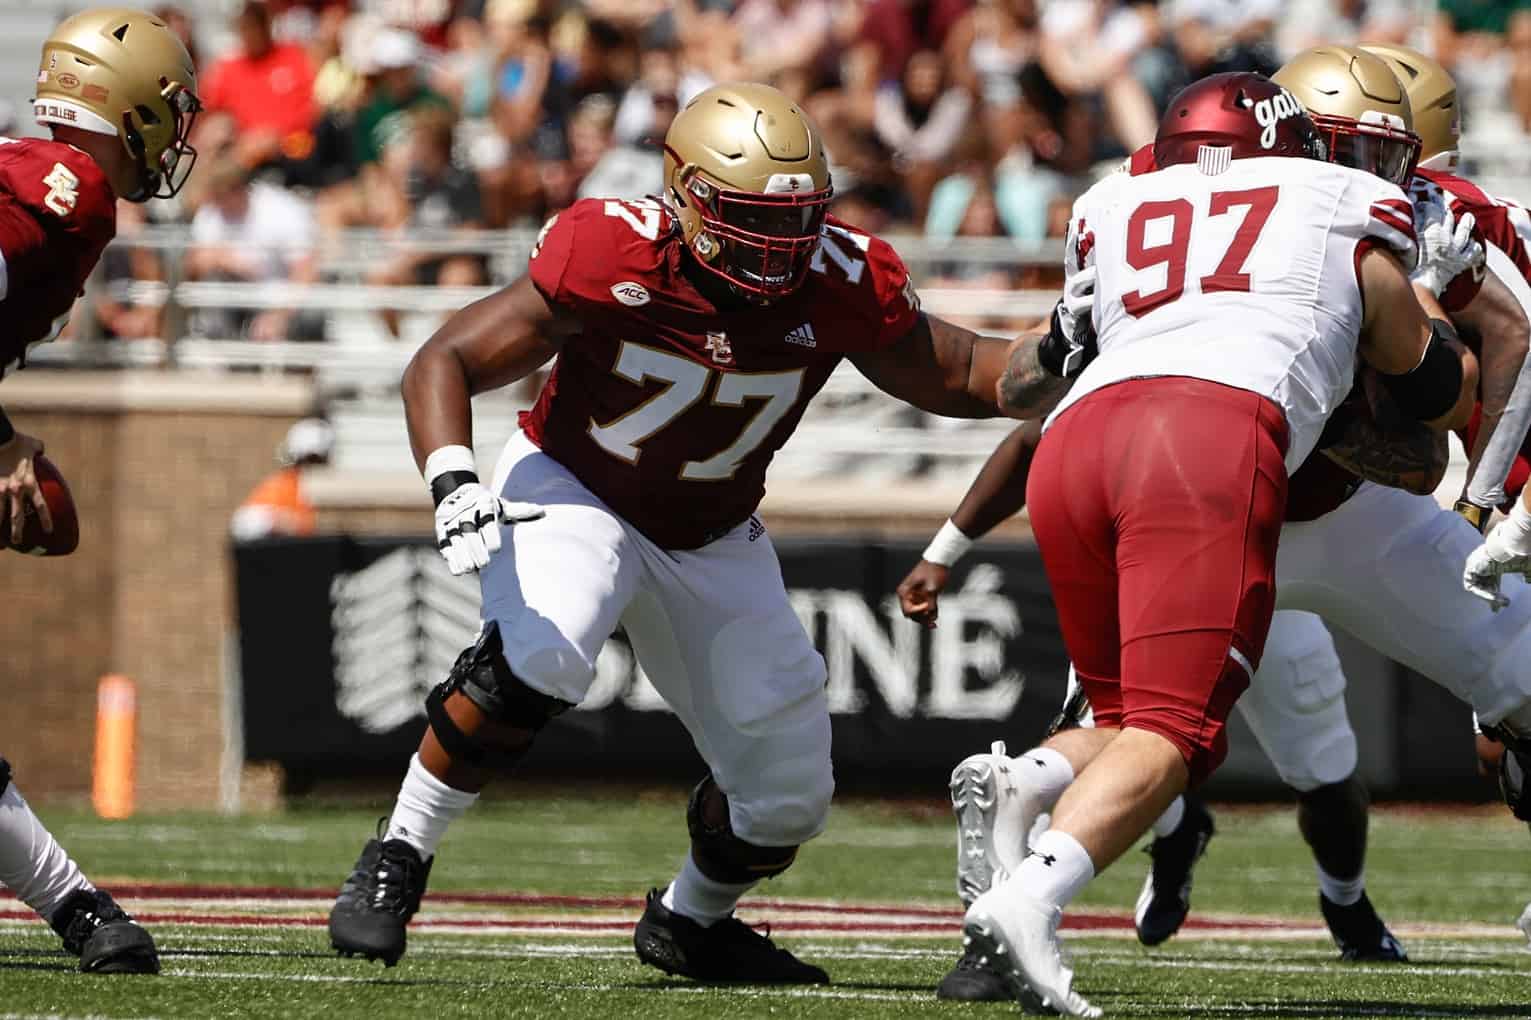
left=1248, top=89, right=1305, bottom=150
left=610, top=282, right=651, bottom=307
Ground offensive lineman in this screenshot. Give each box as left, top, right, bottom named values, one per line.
left=0, top=7, right=199, bottom=974
left=326, top=82, right=1016, bottom=981
left=963, top=72, right=1473, bottom=1017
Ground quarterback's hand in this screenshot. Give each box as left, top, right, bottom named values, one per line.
left=897, top=559, right=950, bottom=629
left=1412, top=195, right=1483, bottom=297
left=0, top=432, right=52, bottom=544
left=434, top=482, right=544, bottom=576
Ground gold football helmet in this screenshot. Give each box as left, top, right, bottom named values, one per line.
left=1360, top=43, right=1459, bottom=171
left=662, top=82, right=832, bottom=300
left=1273, top=45, right=1420, bottom=185
left=34, top=7, right=201, bottom=202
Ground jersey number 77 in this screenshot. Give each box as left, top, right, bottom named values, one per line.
left=1121, top=186, right=1279, bottom=317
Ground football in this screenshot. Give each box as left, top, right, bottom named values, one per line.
left=0, top=454, right=79, bottom=556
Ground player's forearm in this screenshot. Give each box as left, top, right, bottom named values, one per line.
left=402, top=343, right=475, bottom=475
left=1455, top=273, right=1531, bottom=505
left=951, top=421, right=1041, bottom=538
left=996, top=333, right=1072, bottom=420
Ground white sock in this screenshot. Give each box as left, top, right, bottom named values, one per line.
left=0, top=780, right=92, bottom=922
left=1316, top=864, right=1365, bottom=907
left=1015, top=829, right=1095, bottom=911
left=383, top=754, right=479, bottom=861
left=661, top=853, right=756, bottom=927
left=1017, top=747, right=1076, bottom=811
left=1151, top=796, right=1186, bottom=838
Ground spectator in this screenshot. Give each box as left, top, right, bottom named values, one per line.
left=355, top=28, right=454, bottom=168
left=1276, top=0, right=1412, bottom=61
left=1169, top=0, right=1282, bottom=79
left=1435, top=0, right=1521, bottom=121
left=873, top=50, right=973, bottom=220
left=230, top=417, right=335, bottom=541
left=730, top=0, right=835, bottom=99
left=198, top=1, right=319, bottom=174
left=946, top=0, right=1040, bottom=158
left=366, top=107, right=488, bottom=337
left=94, top=201, right=165, bottom=341
left=612, top=32, right=710, bottom=146
left=1036, top=0, right=1157, bottom=154
left=184, top=161, right=321, bottom=341
left=581, top=89, right=674, bottom=199
left=839, top=0, right=971, bottom=130
left=1511, top=10, right=1531, bottom=136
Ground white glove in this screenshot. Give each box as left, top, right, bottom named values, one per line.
left=1464, top=505, right=1531, bottom=610
left=434, top=481, right=544, bottom=576
left=1411, top=189, right=1483, bottom=297
left=1060, top=262, right=1097, bottom=338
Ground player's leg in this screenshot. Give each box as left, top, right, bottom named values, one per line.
left=0, top=758, right=158, bottom=973
left=1276, top=483, right=1531, bottom=820
left=1234, top=612, right=1405, bottom=961
left=329, top=434, right=642, bottom=965
left=970, top=380, right=1288, bottom=1018
left=622, top=519, right=832, bottom=984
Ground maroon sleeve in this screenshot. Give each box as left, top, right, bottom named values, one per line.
left=865, top=233, right=920, bottom=348
left=526, top=205, right=581, bottom=308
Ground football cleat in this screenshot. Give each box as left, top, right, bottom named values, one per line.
left=1516, top=898, right=1531, bottom=946
left=328, top=821, right=433, bottom=967
left=963, top=888, right=1100, bottom=1018
left=935, top=943, right=1011, bottom=1001
left=951, top=741, right=1043, bottom=906
left=50, top=888, right=160, bottom=974
left=1320, top=892, right=1408, bottom=962
left=633, top=888, right=827, bottom=984
left=1134, top=794, right=1215, bottom=946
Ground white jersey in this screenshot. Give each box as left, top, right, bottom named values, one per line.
left=1045, top=155, right=1417, bottom=472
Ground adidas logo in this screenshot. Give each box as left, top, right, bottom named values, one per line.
left=784, top=323, right=817, bottom=348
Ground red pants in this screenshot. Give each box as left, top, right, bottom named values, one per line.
left=1027, top=377, right=1289, bottom=784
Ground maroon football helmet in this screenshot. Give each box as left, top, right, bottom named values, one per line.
left=1154, top=72, right=1327, bottom=170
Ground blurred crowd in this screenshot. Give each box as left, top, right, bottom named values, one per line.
left=96, top=0, right=1531, bottom=342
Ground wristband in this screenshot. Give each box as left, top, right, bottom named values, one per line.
left=0, top=405, right=12, bottom=446
left=922, top=519, right=974, bottom=567
left=430, top=470, right=480, bottom=508
left=423, top=445, right=479, bottom=507
left=1036, top=303, right=1089, bottom=379
left=1454, top=499, right=1491, bottom=534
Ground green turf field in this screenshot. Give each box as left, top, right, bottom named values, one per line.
left=2, top=793, right=1529, bottom=1019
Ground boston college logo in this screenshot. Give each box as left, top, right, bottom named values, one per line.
left=705, top=332, right=734, bottom=366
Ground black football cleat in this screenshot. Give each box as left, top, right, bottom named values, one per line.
left=50, top=888, right=160, bottom=974
left=1499, top=746, right=1531, bottom=822
left=1134, top=794, right=1215, bottom=947
left=633, top=888, right=828, bottom=984
left=935, top=943, right=1011, bottom=1001
left=1320, top=892, right=1407, bottom=962
left=328, top=821, right=433, bottom=967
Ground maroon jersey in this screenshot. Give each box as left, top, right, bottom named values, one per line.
left=522, top=198, right=919, bottom=549
left=1414, top=168, right=1531, bottom=313
left=0, top=137, right=116, bottom=375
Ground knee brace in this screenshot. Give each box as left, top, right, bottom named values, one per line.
left=686, top=775, right=799, bottom=884
left=0, top=757, right=9, bottom=796
left=425, top=622, right=574, bottom=772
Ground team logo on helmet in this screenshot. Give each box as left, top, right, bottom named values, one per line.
left=1246, top=89, right=1307, bottom=150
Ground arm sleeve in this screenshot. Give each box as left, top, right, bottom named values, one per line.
left=1363, top=184, right=1418, bottom=271
left=1468, top=247, right=1531, bottom=507
left=866, top=234, right=921, bottom=347
left=526, top=206, right=579, bottom=308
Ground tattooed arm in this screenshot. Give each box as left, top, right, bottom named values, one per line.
left=996, top=330, right=1073, bottom=420
left=1319, top=390, right=1450, bottom=495
left=851, top=313, right=1011, bottom=417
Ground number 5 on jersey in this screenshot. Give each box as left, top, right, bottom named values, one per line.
left=1121, top=186, right=1279, bottom=317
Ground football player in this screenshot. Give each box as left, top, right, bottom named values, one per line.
left=962, top=71, right=1473, bottom=1017
left=326, top=82, right=1017, bottom=980
left=0, top=7, right=199, bottom=974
